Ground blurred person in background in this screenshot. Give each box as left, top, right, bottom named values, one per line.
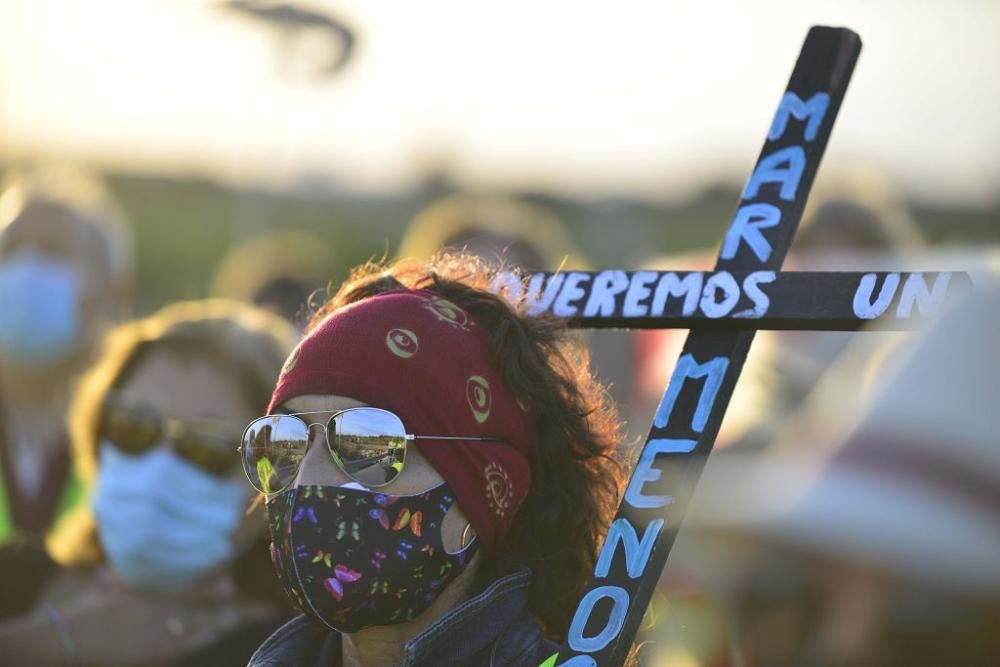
left=0, top=170, right=134, bottom=616
left=242, top=253, right=626, bottom=666
left=671, top=276, right=1000, bottom=667
left=632, top=173, right=925, bottom=455
left=0, top=300, right=297, bottom=666
left=791, top=166, right=925, bottom=259
left=398, top=194, right=586, bottom=272
left=210, top=230, right=331, bottom=332
left=399, top=194, right=638, bottom=441
left=736, top=171, right=926, bottom=451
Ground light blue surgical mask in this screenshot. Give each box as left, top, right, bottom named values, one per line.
left=92, top=442, right=249, bottom=590
left=0, top=251, right=81, bottom=368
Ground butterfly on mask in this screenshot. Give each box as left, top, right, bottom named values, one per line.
left=323, top=564, right=363, bottom=601
left=368, top=493, right=398, bottom=530
left=336, top=518, right=361, bottom=541
left=366, top=490, right=425, bottom=537
left=392, top=508, right=422, bottom=536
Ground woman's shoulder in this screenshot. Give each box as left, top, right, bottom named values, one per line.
left=247, top=615, right=342, bottom=667
left=247, top=562, right=559, bottom=667
left=247, top=613, right=557, bottom=667
left=484, top=608, right=560, bottom=667
left=409, top=564, right=559, bottom=666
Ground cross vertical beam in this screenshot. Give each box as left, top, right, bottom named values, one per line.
left=551, top=27, right=862, bottom=667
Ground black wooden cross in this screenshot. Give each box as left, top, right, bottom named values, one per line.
left=500, top=26, right=972, bottom=667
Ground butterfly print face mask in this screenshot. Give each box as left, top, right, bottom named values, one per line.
left=267, top=482, right=479, bottom=633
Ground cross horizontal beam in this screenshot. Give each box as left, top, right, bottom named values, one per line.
left=499, top=270, right=972, bottom=330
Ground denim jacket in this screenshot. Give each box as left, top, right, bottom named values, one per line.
left=247, top=567, right=558, bottom=667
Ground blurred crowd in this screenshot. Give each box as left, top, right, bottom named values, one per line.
left=0, top=166, right=997, bottom=667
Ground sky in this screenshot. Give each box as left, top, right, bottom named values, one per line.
left=3, top=0, right=999, bottom=204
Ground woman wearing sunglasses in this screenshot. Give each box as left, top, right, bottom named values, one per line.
left=242, top=253, right=626, bottom=667
left=0, top=300, right=298, bottom=666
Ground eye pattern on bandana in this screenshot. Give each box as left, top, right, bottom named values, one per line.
left=466, top=375, right=492, bottom=424
left=423, top=296, right=471, bottom=331
left=385, top=328, right=419, bottom=358
left=267, top=482, right=478, bottom=633
left=484, top=462, right=512, bottom=517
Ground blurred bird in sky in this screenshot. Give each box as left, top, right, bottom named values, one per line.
left=218, top=0, right=355, bottom=79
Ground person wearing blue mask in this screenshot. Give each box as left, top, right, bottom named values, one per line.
left=0, top=299, right=299, bottom=667
left=0, top=176, right=134, bottom=557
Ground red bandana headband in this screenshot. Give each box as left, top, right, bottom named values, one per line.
left=268, top=289, right=533, bottom=553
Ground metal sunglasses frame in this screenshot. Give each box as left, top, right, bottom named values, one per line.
left=102, top=399, right=241, bottom=475
left=238, top=406, right=503, bottom=493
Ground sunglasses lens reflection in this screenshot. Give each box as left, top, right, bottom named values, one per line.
left=331, top=409, right=407, bottom=487
left=242, top=416, right=309, bottom=494
left=102, top=407, right=160, bottom=454
left=176, top=432, right=238, bottom=477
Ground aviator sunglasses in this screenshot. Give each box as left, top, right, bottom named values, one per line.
left=238, top=407, right=503, bottom=494
left=101, top=399, right=242, bottom=476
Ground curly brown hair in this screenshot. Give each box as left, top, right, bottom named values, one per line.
left=308, top=252, right=626, bottom=639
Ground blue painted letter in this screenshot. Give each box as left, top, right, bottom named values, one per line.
left=853, top=273, right=900, bottom=319
left=595, top=518, right=664, bottom=579
left=584, top=270, right=631, bottom=317
left=567, top=586, right=630, bottom=653
left=552, top=272, right=591, bottom=318
left=651, top=272, right=703, bottom=317
left=653, top=354, right=730, bottom=433
left=734, top=271, right=777, bottom=318
left=768, top=92, right=830, bottom=142
left=624, top=439, right=697, bottom=509
left=896, top=272, right=952, bottom=318
left=742, top=146, right=806, bottom=202
left=525, top=272, right=565, bottom=316
left=721, top=203, right=781, bottom=262
left=700, top=271, right=741, bottom=318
